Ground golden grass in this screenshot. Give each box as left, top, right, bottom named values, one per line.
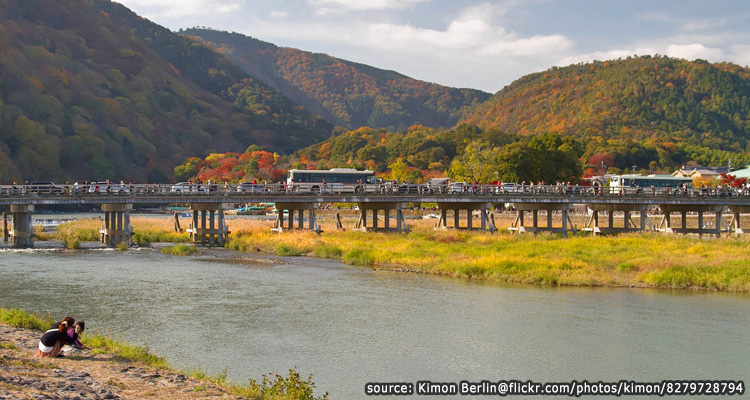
left=52, top=214, right=750, bottom=291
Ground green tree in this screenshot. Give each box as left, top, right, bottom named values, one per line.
left=447, top=141, right=496, bottom=183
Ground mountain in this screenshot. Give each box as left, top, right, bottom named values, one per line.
left=183, top=29, right=490, bottom=131
left=462, top=56, right=750, bottom=157
left=281, top=57, right=750, bottom=181
left=0, top=0, right=331, bottom=182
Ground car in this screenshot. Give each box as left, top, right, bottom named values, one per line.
left=87, top=182, right=130, bottom=194
left=171, top=182, right=206, bottom=193
left=237, top=182, right=261, bottom=193
left=449, top=182, right=466, bottom=194
left=29, top=181, right=62, bottom=195
left=501, top=183, right=520, bottom=193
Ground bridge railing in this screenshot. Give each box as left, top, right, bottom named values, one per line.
left=0, top=183, right=748, bottom=199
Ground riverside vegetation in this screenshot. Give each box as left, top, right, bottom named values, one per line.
left=47, top=216, right=750, bottom=292
left=0, top=308, right=329, bottom=400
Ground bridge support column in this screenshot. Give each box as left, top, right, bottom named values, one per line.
left=356, top=202, right=409, bottom=233
left=656, top=205, right=728, bottom=237
left=9, top=205, right=34, bottom=248
left=583, top=204, right=652, bottom=235
left=727, top=206, right=750, bottom=235
left=508, top=203, right=576, bottom=237
left=100, top=204, right=134, bottom=246
left=436, top=202, right=496, bottom=232
left=2, top=212, right=8, bottom=243
left=272, top=202, right=320, bottom=233
left=188, top=203, right=230, bottom=246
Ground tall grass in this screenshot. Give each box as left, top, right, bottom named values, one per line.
left=161, top=244, right=200, bottom=256
left=0, top=308, right=54, bottom=331
left=83, top=332, right=169, bottom=369
left=49, top=215, right=750, bottom=291
left=224, top=221, right=750, bottom=291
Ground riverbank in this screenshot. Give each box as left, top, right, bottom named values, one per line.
left=45, top=216, right=750, bottom=291
left=0, top=309, right=328, bottom=400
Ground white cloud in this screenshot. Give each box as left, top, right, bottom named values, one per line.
left=478, top=35, right=572, bottom=57
left=557, top=47, right=658, bottom=66
left=270, top=10, right=288, bottom=18
left=116, top=0, right=244, bottom=21
left=307, top=0, right=429, bottom=14
left=558, top=42, right=727, bottom=67
left=730, top=44, right=750, bottom=66
left=665, top=43, right=724, bottom=60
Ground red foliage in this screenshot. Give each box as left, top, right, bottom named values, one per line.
left=720, top=173, right=747, bottom=188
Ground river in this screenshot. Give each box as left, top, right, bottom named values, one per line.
left=0, top=249, right=747, bottom=399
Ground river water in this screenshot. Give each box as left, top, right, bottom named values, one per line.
left=1, top=249, right=747, bottom=399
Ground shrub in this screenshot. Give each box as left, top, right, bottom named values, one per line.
left=276, top=244, right=305, bottom=256
left=312, top=244, right=343, bottom=258
left=342, top=248, right=375, bottom=266
left=161, top=244, right=200, bottom=256
left=0, top=308, right=54, bottom=331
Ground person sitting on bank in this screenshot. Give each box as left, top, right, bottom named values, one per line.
left=51, top=316, right=75, bottom=330
left=60, top=321, right=88, bottom=353
left=37, top=317, right=75, bottom=357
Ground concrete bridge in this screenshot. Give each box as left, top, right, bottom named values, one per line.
left=2, top=183, right=750, bottom=247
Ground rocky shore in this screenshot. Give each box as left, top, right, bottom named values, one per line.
left=0, top=324, right=245, bottom=400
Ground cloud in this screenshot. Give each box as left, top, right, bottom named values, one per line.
left=116, top=0, right=244, bottom=21
left=307, top=0, right=429, bottom=14
left=730, top=44, right=750, bottom=66
left=270, top=11, right=288, bottom=18
left=477, top=35, right=572, bottom=57
left=558, top=42, right=727, bottom=67
left=557, top=48, right=658, bottom=66
left=665, top=43, right=724, bottom=60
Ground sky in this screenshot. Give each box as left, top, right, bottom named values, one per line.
left=114, top=0, right=750, bottom=93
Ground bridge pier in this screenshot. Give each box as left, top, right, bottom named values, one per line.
left=508, top=203, right=576, bottom=237
left=436, top=202, right=496, bottom=232
left=272, top=202, right=320, bottom=233
left=188, top=203, right=230, bottom=246
left=727, top=206, right=750, bottom=235
left=355, top=202, right=409, bottom=233
left=583, top=204, right=652, bottom=235
left=100, top=204, right=134, bottom=246
left=9, top=205, right=34, bottom=248
left=656, top=205, right=728, bottom=237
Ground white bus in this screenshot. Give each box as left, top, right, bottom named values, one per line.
left=609, top=174, right=693, bottom=188
left=609, top=174, right=693, bottom=191
left=287, top=168, right=377, bottom=192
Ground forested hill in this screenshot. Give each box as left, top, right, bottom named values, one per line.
left=462, top=56, right=750, bottom=155
left=0, top=0, right=331, bottom=182
left=183, top=28, right=491, bottom=131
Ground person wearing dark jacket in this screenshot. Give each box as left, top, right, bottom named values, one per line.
left=37, top=318, right=74, bottom=357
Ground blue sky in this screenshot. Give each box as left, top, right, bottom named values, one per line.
left=114, top=0, right=750, bottom=93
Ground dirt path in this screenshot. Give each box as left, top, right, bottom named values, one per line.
left=0, top=324, right=245, bottom=399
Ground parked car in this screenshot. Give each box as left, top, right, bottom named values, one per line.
left=29, top=181, right=62, bottom=195
left=171, top=182, right=206, bottom=193
left=449, top=182, right=466, bottom=194
left=237, top=182, right=261, bottom=193
left=87, top=182, right=129, bottom=194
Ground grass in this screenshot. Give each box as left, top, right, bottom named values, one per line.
left=161, top=244, right=201, bottom=256
left=0, top=308, right=54, bottom=331
left=49, top=214, right=750, bottom=291
left=0, top=307, right=328, bottom=400
left=224, top=219, right=750, bottom=291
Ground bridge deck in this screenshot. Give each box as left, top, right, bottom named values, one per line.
left=1, top=183, right=749, bottom=207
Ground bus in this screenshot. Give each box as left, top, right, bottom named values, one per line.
left=287, top=168, right=377, bottom=192
left=609, top=174, right=693, bottom=192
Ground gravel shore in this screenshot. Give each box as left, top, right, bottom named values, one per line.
left=0, top=324, right=245, bottom=400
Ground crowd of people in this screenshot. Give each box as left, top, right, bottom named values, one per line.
left=36, top=316, right=88, bottom=358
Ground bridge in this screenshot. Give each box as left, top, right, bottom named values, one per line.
left=2, top=182, right=750, bottom=247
